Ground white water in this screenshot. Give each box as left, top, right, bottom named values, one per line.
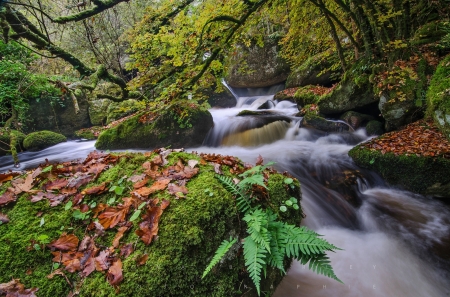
left=1, top=94, right=449, bottom=297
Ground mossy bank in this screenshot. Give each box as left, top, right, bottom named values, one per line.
left=0, top=150, right=303, bottom=296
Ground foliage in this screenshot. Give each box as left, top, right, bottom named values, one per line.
left=204, top=162, right=341, bottom=295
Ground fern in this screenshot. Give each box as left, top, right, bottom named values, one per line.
left=216, top=174, right=252, bottom=213
left=202, top=237, right=237, bottom=279
left=243, top=236, right=267, bottom=296
left=206, top=164, right=341, bottom=296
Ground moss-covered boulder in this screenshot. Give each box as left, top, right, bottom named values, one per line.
left=106, top=99, right=145, bottom=124
left=0, top=150, right=304, bottom=296
left=349, top=144, right=450, bottom=199
left=96, top=101, right=213, bottom=150
left=0, top=128, right=25, bottom=156
left=225, top=35, right=290, bottom=88
left=317, top=75, right=376, bottom=115
left=293, top=85, right=321, bottom=107
left=426, top=55, right=450, bottom=141
left=88, top=98, right=111, bottom=126
left=75, top=126, right=104, bottom=140
left=23, top=130, right=66, bottom=151
left=302, top=113, right=351, bottom=133
left=286, top=53, right=340, bottom=88
left=365, top=120, right=384, bottom=136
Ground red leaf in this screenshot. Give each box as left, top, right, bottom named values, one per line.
left=43, top=178, right=68, bottom=191
left=48, top=233, right=79, bottom=251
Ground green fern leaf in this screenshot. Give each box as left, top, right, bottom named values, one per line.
left=239, top=174, right=267, bottom=189
left=299, top=253, right=343, bottom=283
left=244, top=208, right=272, bottom=253
left=216, top=174, right=252, bottom=213
left=202, top=237, right=237, bottom=279
left=243, top=236, right=267, bottom=296
left=267, top=220, right=286, bottom=273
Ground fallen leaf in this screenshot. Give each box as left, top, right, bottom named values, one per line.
left=132, top=178, right=171, bottom=198
left=11, top=172, right=34, bottom=194
left=0, top=279, right=38, bottom=296
left=112, top=226, right=130, bottom=248
left=43, top=179, right=68, bottom=191
left=128, top=174, right=146, bottom=183
left=0, top=172, right=20, bottom=184
left=47, top=268, right=72, bottom=287
left=167, top=183, right=188, bottom=196
left=87, top=163, right=107, bottom=177
left=135, top=205, right=163, bottom=245
left=98, top=204, right=131, bottom=229
left=256, top=155, right=264, bottom=166
left=48, top=233, right=79, bottom=251
left=106, top=259, right=123, bottom=288
left=94, top=250, right=111, bottom=271
left=133, top=177, right=149, bottom=189
left=136, top=254, right=149, bottom=266
left=0, top=213, right=9, bottom=223
left=0, top=190, right=16, bottom=206
left=120, top=244, right=134, bottom=258
left=188, top=159, right=198, bottom=168
left=81, top=182, right=107, bottom=195
left=67, top=174, right=93, bottom=189
left=213, top=163, right=222, bottom=174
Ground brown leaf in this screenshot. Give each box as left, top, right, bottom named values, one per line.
left=107, top=259, right=123, bottom=288
left=67, top=174, right=93, bottom=189
left=87, top=163, right=107, bottom=177
left=47, top=268, right=72, bottom=287
left=167, top=183, right=188, bottom=196
left=120, top=244, right=134, bottom=258
left=98, top=204, right=131, bottom=229
left=0, top=172, right=20, bottom=184
left=30, top=191, right=54, bottom=203
left=72, top=193, right=84, bottom=205
left=94, top=250, right=111, bottom=271
left=81, top=182, right=107, bottom=195
left=78, top=236, right=94, bottom=252
left=0, top=190, right=16, bottom=206
left=160, top=199, right=170, bottom=210
left=43, top=178, right=68, bottom=191
left=136, top=254, right=148, bottom=266
left=0, top=279, right=38, bottom=296
left=213, top=163, right=222, bottom=174
left=0, top=213, right=9, bottom=224
left=48, top=194, right=69, bottom=207
left=132, top=178, right=171, bottom=198
left=11, top=172, right=34, bottom=194
left=256, top=155, right=264, bottom=166
left=133, top=177, right=149, bottom=189
left=135, top=205, right=163, bottom=245
left=48, top=233, right=79, bottom=251
left=112, top=226, right=130, bottom=248
left=187, top=159, right=198, bottom=168
left=128, top=174, right=146, bottom=184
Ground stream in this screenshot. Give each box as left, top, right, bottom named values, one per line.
left=1, top=92, right=449, bottom=297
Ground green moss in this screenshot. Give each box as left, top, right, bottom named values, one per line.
left=75, top=126, right=104, bottom=140
left=106, top=99, right=145, bottom=124
left=95, top=101, right=213, bottom=150
left=349, top=145, right=450, bottom=198
left=0, top=128, right=25, bottom=156
left=23, top=130, right=66, bottom=151
left=1, top=152, right=303, bottom=296
left=293, top=85, right=320, bottom=107
left=426, top=55, right=450, bottom=141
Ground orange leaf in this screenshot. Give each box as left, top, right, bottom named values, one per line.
left=81, top=182, right=107, bottom=195
left=48, top=233, right=79, bottom=251
left=107, top=259, right=123, bottom=288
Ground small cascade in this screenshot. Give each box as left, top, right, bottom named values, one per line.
left=222, top=121, right=290, bottom=147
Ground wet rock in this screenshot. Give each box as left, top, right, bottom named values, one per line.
left=302, top=114, right=350, bottom=133
left=365, top=120, right=384, bottom=136
left=379, top=94, right=422, bottom=131
left=340, top=111, right=375, bottom=130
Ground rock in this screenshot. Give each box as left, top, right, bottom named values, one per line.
left=340, top=111, right=375, bottom=130
left=426, top=55, right=450, bottom=141
left=25, top=90, right=91, bottom=137
left=286, top=54, right=340, bottom=88
left=75, top=126, right=104, bottom=140
left=0, top=128, right=25, bottom=156
left=95, top=101, right=214, bottom=150
left=225, top=36, right=290, bottom=88
left=106, top=99, right=144, bottom=124
left=293, top=86, right=321, bottom=107
left=317, top=76, right=376, bottom=115
left=365, top=120, right=384, bottom=136
left=378, top=93, right=422, bottom=131
left=88, top=98, right=111, bottom=126
left=302, top=114, right=351, bottom=133
left=349, top=144, right=450, bottom=199
left=204, top=86, right=236, bottom=108
left=23, top=130, right=66, bottom=151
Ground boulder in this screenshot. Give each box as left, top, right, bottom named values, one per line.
left=340, top=111, right=375, bottom=130
left=302, top=114, right=351, bottom=133
left=96, top=101, right=214, bottom=150
left=23, top=130, right=66, bottom=151
left=349, top=144, right=450, bottom=199
left=365, top=120, right=384, bottom=136
left=317, top=76, right=376, bottom=115
left=88, top=98, right=111, bottom=126
left=25, top=90, right=91, bottom=137
left=426, top=55, right=450, bottom=141
left=378, top=93, right=422, bottom=131
left=106, top=99, right=145, bottom=124
left=204, top=86, right=236, bottom=108
left=286, top=54, right=340, bottom=88
left=225, top=36, right=290, bottom=88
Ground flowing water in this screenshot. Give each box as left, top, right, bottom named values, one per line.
left=1, top=93, right=449, bottom=297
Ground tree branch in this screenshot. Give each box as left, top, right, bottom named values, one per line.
left=53, top=0, right=129, bottom=24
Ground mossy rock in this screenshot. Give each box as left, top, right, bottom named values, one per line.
left=88, top=99, right=112, bottom=126
left=302, top=114, right=350, bottom=133
left=293, top=85, right=321, bottom=107
left=23, top=130, right=66, bottom=151
left=0, top=151, right=303, bottom=296
left=365, top=120, right=384, bottom=136
left=0, top=128, right=25, bottom=156
left=426, top=55, right=450, bottom=141
left=75, top=126, right=104, bottom=140
left=317, top=75, right=376, bottom=115
left=106, top=99, right=145, bottom=124
left=349, top=144, right=450, bottom=199
left=411, top=20, right=450, bottom=47
left=96, top=101, right=213, bottom=150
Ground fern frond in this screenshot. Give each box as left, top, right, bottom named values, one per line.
left=299, top=253, right=343, bottom=283
left=202, top=237, right=237, bottom=279
left=267, top=220, right=286, bottom=273
left=216, top=174, right=252, bottom=213
left=243, top=236, right=267, bottom=296
left=282, top=224, right=340, bottom=258
left=239, top=174, right=267, bottom=189
left=243, top=209, right=272, bottom=253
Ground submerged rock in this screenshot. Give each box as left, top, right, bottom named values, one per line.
left=95, top=101, right=213, bottom=150
left=23, top=130, right=66, bottom=151
left=302, top=114, right=351, bottom=133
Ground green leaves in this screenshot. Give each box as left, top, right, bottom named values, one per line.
left=243, top=236, right=267, bottom=296
left=202, top=237, right=237, bottom=279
